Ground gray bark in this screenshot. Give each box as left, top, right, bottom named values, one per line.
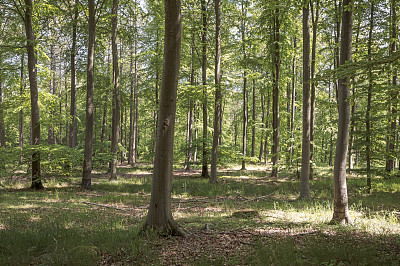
left=69, top=0, right=78, bottom=148
left=143, top=0, right=184, bottom=236
left=82, top=0, right=96, bottom=190
left=331, top=0, right=354, bottom=224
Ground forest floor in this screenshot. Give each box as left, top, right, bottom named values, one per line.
left=1, top=163, right=400, bottom=265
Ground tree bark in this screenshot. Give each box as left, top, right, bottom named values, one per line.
left=309, top=0, right=319, bottom=179
left=0, top=59, right=4, bottom=148
left=110, top=0, right=120, bottom=180
left=241, top=1, right=247, bottom=171
left=143, top=0, right=184, bottom=236
left=82, top=0, right=96, bottom=190
left=69, top=0, right=78, bottom=148
left=184, top=41, right=195, bottom=171
left=210, top=0, right=222, bottom=183
left=251, top=79, right=256, bottom=158
left=289, top=37, right=297, bottom=166
left=201, top=0, right=209, bottom=178
left=24, top=0, right=43, bottom=189
left=271, top=5, right=280, bottom=177
left=300, top=2, right=311, bottom=199
left=19, top=55, right=24, bottom=161
left=331, top=0, right=353, bottom=224
left=386, top=0, right=397, bottom=173
left=48, top=38, right=56, bottom=145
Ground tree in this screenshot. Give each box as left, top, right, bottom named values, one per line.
left=300, top=1, right=311, bottom=199
left=110, top=0, right=120, bottom=180
left=23, top=0, right=44, bottom=189
left=142, top=0, right=185, bottom=236
left=201, top=0, right=210, bottom=178
left=331, top=0, right=353, bottom=224
left=241, top=0, right=248, bottom=171
left=0, top=58, right=4, bottom=148
left=68, top=0, right=78, bottom=148
left=210, top=0, right=222, bottom=183
left=271, top=3, right=280, bottom=177
left=82, top=0, right=96, bottom=190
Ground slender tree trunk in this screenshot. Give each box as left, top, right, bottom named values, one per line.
left=24, top=0, right=43, bottom=189
left=386, top=0, right=397, bottom=173
left=210, top=0, right=222, bottom=183
left=241, top=1, right=247, bottom=171
left=259, top=93, right=265, bottom=161
left=300, top=2, right=311, bottom=199
left=271, top=5, right=280, bottom=177
left=264, top=88, right=271, bottom=165
left=251, top=79, right=256, bottom=158
left=201, top=0, right=209, bottom=178
left=309, top=0, right=319, bottom=179
left=133, top=27, right=139, bottom=164
left=19, top=55, right=24, bottom=161
left=290, top=37, right=297, bottom=165
left=48, top=40, right=56, bottom=145
left=143, top=0, right=184, bottom=236
left=101, top=45, right=111, bottom=146
left=110, top=0, right=120, bottom=180
left=82, top=0, right=96, bottom=190
left=334, top=0, right=342, bottom=105
left=184, top=42, right=195, bottom=171
left=331, top=0, right=354, bottom=224
left=366, top=3, right=375, bottom=191
left=128, top=31, right=134, bottom=164
left=0, top=59, right=4, bottom=148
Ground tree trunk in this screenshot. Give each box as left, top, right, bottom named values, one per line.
left=201, top=0, right=209, bottom=178
left=386, top=0, right=397, bottom=173
left=82, top=0, right=96, bottom=190
left=210, top=0, right=221, bottom=183
left=110, top=0, right=120, bottom=180
left=251, top=79, right=256, bottom=158
left=331, top=0, right=354, bottom=224
left=184, top=42, right=195, bottom=171
left=259, top=93, right=265, bottom=161
left=143, top=0, right=184, bottom=236
left=300, top=2, right=311, bottom=199
left=133, top=30, right=139, bottom=164
left=290, top=37, right=296, bottom=166
left=48, top=38, right=56, bottom=145
left=69, top=0, right=78, bottom=148
left=241, top=1, right=247, bottom=171
left=271, top=5, right=280, bottom=177
left=309, top=0, right=319, bottom=179
left=19, top=55, right=24, bottom=161
left=0, top=60, right=4, bottom=148
left=24, top=0, right=43, bottom=189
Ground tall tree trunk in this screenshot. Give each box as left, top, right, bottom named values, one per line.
left=290, top=37, right=297, bottom=166
left=201, top=0, right=209, bottom=178
left=128, top=40, right=134, bottom=165
left=184, top=41, right=195, bottom=171
left=82, top=0, right=96, bottom=190
left=241, top=1, right=247, bottom=171
left=386, top=0, right=397, bottom=173
left=48, top=40, right=56, bottom=145
left=334, top=0, right=342, bottom=105
left=19, top=55, right=24, bottom=161
left=210, top=0, right=222, bottom=183
left=133, top=27, right=139, bottom=164
left=0, top=59, right=4, bottom=148
left=259, top=93, right=265, bottom=161
left=271, top=5, right=280, bottom=177
left=331, top=0, right=354, bottom=224
left=143, top=0, right=184, bottom=236
left=251, top=79, right=256, bottom=157
left=110, top=0, right=120, bottom=180
left=69, top=0, right=78, bottom=148
left=309, top=0, right=319, bottom=179
left=300, top=2, right=311, bottom=199
left=366, top=3, right=375, bottom=191
left=24, top=0, right=43, bottom=189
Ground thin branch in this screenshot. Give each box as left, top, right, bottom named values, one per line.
left=81, top=201, right=126, bottom=211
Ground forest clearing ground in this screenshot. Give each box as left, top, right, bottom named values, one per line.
left=0, top=164, right=400, bottom=265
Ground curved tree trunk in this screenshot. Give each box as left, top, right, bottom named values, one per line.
left=210, top=0, right=221, bottom=183
left=143, top=0, right=184, bottom=236
left=331, top=0, right=354, bottom=224
left=300, top=2, right=311, bottom=199
left=110, top=0, right=120, bottom=180
left=82, top=0, right=96, bottom=190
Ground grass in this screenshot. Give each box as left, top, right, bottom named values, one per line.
left=0, top=164, right=399, bottom=265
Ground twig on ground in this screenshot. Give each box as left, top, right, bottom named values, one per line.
left=81, top=201, right=126, bottom=211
